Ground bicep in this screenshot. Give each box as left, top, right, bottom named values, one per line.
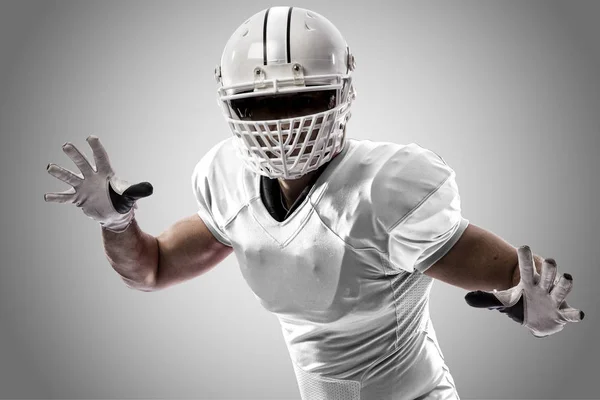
left=153, top=213, right=233, bottom=291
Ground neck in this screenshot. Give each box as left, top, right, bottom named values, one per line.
left=278, top=169, right=319, bottom=209
left=276, top=140, right=346, bottom=208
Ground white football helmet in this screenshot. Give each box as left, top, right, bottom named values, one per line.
left=215, top=6, right=356, bottom=179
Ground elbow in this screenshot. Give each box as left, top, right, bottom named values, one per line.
left=121, top=270, right=158, bottom=292
left=125, top=281, right=156, bottom=292
left=124, top=281, right=156, bottom=292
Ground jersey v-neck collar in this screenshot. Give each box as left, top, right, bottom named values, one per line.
left=259, top=162, right=328, bottom=223
left=245, top=140, right=356, bottom=247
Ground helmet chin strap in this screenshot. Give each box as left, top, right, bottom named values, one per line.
left=337, top=83, right=355, bottom=133
left=336, top=124, right=348, bottom=156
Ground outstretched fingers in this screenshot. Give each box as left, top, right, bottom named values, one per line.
left=86, top=135, right=113, bottom=175
left=47, top=163, right=83, bottom=187
left=551, top=273, right=574, bottom=304
left=44, top=187, right=76, bottom=203
left=517, top=245, right=536, bottom=286
left=560, top=306, right=585, bottom=323
left=539, top=258, right=558, bottom=292
left=62, top=141, right=95, bottom=176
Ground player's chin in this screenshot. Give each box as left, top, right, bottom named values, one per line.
left=262, top=146, right=314, bottom=159
left=289, top=146, right=313, bottom=158
left=255, top=129, right=324, bottom=160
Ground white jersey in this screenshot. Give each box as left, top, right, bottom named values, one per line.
left=192, top=137, right=469, bottom=400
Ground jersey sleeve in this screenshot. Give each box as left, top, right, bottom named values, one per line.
left=191, top=142, right=233, bottom=247
left=378, top=144, right=469, bottom=274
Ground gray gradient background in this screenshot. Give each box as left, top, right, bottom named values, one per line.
left=0, top=0, right=598, bottom=399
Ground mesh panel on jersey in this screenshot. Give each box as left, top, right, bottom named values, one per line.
left=388, top=271, right=434, bottom=345
left=292, top=361, right=361, bottom=400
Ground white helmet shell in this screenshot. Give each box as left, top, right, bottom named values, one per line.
left=215, top=7, right=356, bottom=179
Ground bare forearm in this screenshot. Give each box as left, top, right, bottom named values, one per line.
left=425, top=224, right=548, bottom=291
left=425, top=224, right=518, bottom=291
left=101, top=218, right=159, bottom=291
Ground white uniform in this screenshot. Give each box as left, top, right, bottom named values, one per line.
left=192, top=137, right=470, bottom=400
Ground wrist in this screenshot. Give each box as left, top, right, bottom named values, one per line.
left=101, top=209, right=135, bottom=233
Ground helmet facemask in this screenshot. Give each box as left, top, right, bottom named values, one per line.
left=218, top=74, right=354, bottom=179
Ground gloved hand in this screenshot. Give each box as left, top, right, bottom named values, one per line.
left=464, top=245, right=585, bottom=338
left=44, top=135, right=153, bottom=233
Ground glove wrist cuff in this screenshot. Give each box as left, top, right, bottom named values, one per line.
left=101, top=209, right=135, bottom=233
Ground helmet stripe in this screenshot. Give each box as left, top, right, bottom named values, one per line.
left=262, top=7, right=270, bottom=65
left=265, top=7, right=290, bottom=64
left=286, top=7, right=294, bottom=63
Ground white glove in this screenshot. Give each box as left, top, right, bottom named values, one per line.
left=44, top=135, right=153, bottom=233
left=465, top=245, right=584, bottom=338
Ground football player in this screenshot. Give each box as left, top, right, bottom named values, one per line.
left=44, top=7, right=584, bottom=400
